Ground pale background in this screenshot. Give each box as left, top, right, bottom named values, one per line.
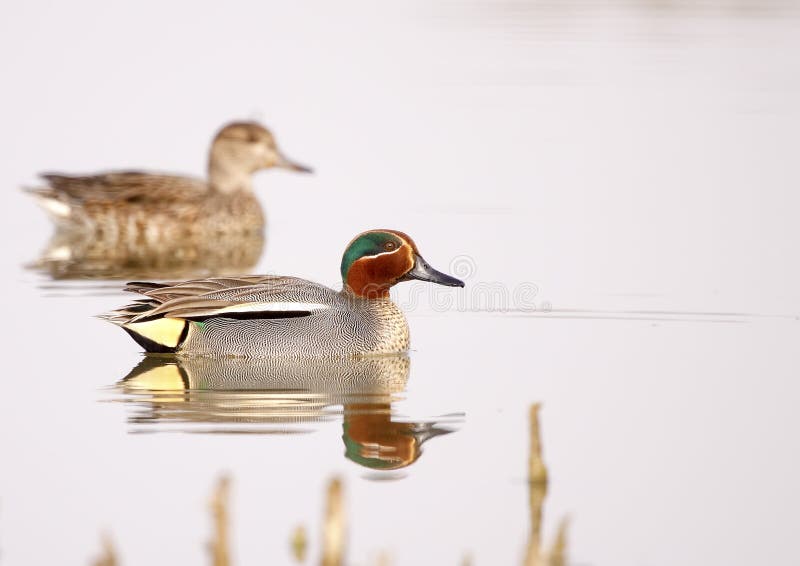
left=1, top=1, right=799, bottom=565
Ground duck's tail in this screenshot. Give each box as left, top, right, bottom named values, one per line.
left=23, top=184, right=94, bottom=232
left=99, top=299, right=189, bottom=354
left=23, top=186, right=75, bottom=222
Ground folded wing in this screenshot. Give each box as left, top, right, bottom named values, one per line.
left=108, top=275, right=335, bottom=324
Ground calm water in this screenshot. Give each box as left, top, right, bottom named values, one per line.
left=1, top=2, right=800, bottom=565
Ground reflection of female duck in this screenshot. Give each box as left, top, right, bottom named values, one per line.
left=30, top=228, right=264, bottom=280
left=119, top=355, right=454, bottom=470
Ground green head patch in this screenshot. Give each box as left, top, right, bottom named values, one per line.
left=340, top=231, right=405, bottom=282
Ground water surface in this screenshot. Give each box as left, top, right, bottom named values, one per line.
left=1, top=1, right=799, bottom=565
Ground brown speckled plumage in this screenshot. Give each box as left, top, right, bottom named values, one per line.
left=26, top=121, right=310, bottom=239
left=30, top=227, right=264, bottom=280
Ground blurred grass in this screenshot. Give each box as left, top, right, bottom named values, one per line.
left=209, top=476, right=232, bottom=566
left=88, top=402, right=569, bottom=565
left=321, top=477, right=346, bottom=566
left=523, top=403, right=569, bottom=566
left=291, top=524, right=308, bottom=562
left=90, top=534, right=118, bottom=566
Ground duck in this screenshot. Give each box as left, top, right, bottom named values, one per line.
left=102, top=229, right=465, bottom=357
left=25, top=121, right=310, bottom=240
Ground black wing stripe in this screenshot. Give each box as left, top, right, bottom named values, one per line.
left=187, top=310, right=313, bottom=322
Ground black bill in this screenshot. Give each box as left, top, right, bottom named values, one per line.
left=400, top=254, right=465, bottom=287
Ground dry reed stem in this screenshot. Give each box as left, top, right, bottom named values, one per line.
left=209, top=475, right=232, bottom=566
left=90, top=533, right=118, bottom=566
left=321, top=477, right=345, bottom=566
left=291, top=524, right=308, bottom=562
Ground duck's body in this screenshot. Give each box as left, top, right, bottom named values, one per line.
left=103, top=230, right=464, bottom=358
left=178, top=283, right=410, bottom=357
left=31, top=172, right=264, bottom=238
left=26, top=122, right=309, bottom=238
left=108, top=275, right=409, bottom=357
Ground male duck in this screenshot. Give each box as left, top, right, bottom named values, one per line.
left=26, top=121, right=310, bottom=238
left=103, top=229, right=464, bottom=357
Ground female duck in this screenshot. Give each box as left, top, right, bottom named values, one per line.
left=103, top=230, right=464, bottom=357
left=26, top=121, right=310, bottom=238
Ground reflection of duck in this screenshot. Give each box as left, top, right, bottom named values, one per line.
left=117, top=354, right=456, bottom=471
left=122, top=354, right=410, bottom=396
left=29, top=227, right=264, bottom=280
left=103, top=229, right=464, bottom=356
left=343, top=403, right=451, bottom=470
left=25, top=121, right=309, bottom=280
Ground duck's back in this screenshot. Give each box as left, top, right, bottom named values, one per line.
left=38, top=172, right=208, bottom=202
left=28, top=171, right=263, bottom=237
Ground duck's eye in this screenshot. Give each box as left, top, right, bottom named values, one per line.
left=384, top=241, right=397, bottom=252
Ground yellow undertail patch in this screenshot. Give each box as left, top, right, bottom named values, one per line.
left=124, top=318, right=186, bottom=349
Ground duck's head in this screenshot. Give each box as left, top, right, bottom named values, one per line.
left=341, top=229, right=465, bottom=298
left=208, top=121, right=311, bottom=192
